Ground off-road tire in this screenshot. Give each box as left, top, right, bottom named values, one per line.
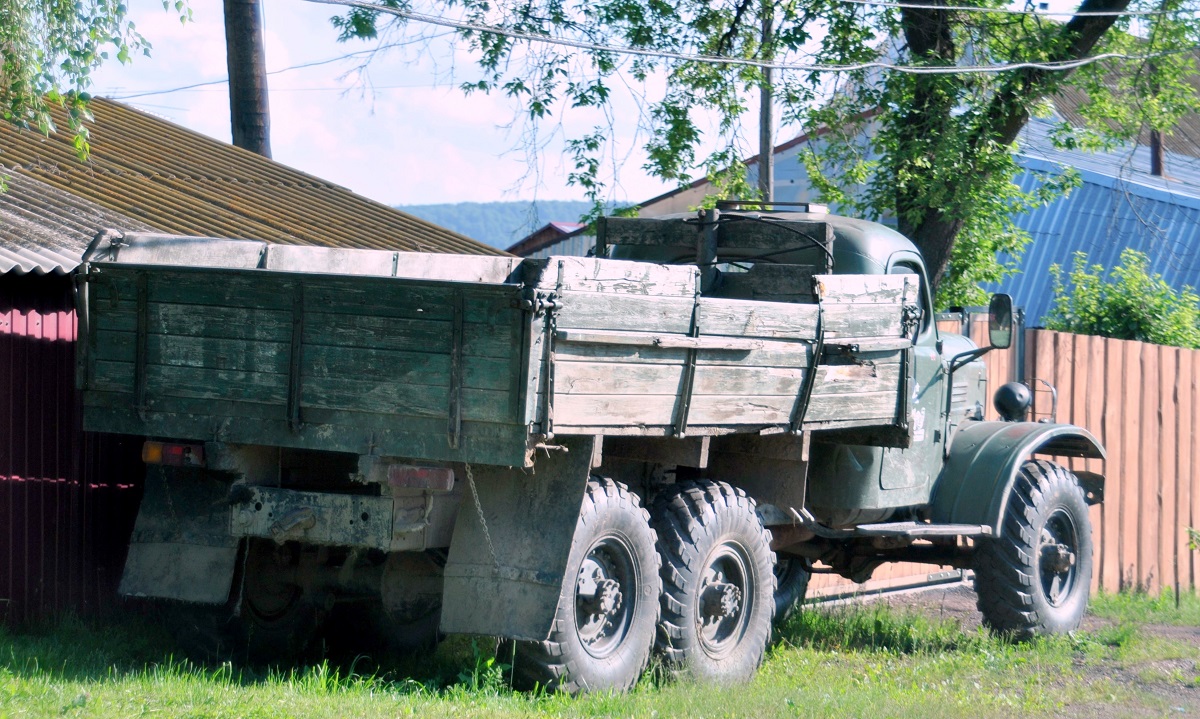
left=974, top=460, right=1093, bottom=639
left=772, top=556, right=810, bottom=625
left=508, top=477, right=660, bottom=694
left=651, top=481, right=775, bottom=683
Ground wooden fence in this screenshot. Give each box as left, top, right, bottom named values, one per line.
left=808, top=315, right=1200, bottom=598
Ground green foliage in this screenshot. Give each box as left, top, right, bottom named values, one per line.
left=1044, top=249, right=1200, bottom=348
left=0, top=0, right=188, bottom=159
left=334, top=0, right=1200, bottom=301
left=1189, top=527, right=1200, bottom=552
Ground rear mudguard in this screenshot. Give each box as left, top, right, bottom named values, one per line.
left=929, top=421, right=1104, bottom=537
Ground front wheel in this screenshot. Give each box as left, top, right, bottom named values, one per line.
left=973, top=460, right=1093, bottom=639
left=652, top=481, right=775, bottom=683
left=508, top=478, right=660, bottom=694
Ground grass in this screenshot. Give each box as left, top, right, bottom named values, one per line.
left=0, top=592, right=1195, bottom=718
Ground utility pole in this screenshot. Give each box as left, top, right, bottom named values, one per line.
left=757, top=0, right=775, bottom=203
left=224, top=0, right=272, bottom=158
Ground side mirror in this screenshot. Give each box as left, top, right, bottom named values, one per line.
left=988, top=293, right=1014, bottom=349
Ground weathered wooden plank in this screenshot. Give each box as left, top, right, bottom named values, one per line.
left=305, top=282, right=456, bottom=320
left=91, top=360, right=134, bottom=394
left=301, top=313, right=516, bottom=359
left=1190, top=347, right=1200, bottom=592
left=554, top=361, right=811, bottom=397
left=699, top=297, right=819, bottom=340
left=809, top=362, right=902, bottom=397
left=816, top=273, right=917, bottom=305
left=1180, top=347, right=1197, bottom=592
left=821, top=304, right=904, bottom=339
left=301, top=346, right=512, bottom=392
left=599, top=216, right=700, bottom=248
left=148, top=271, right=292, bottom=310
left=394, top=253, right=523, bottom=283
left=148, top=364, right=289, bottom=404
left=604, top=436, right=711, bottom=467
left=1140, top=341, right=1159, bottom=592
left=304, top=313, right=451, bottom=352
left=81, top=403, right=532, bottom=467
left=556, top=329, right=778, bottom=352
left=143, top=334, right=290, bottom=374
left=1100, top=335, right=1123, bottom=593
left=302, top=378, right=514, bottom=423
left=805, top=390, right=898, bottom=423
left=555, top=291, right=695, bottom=334
left=83, top=388, right=286, bottom=420
left=534, top=257, right=698, bottom=296
left=688, top=395, right=794, bottom=425
left=151, top=304, right=293, bottom=343
left=1158, top=345, right=1177, bottom=593
left=264, top=245, right=396, bottom=276
left=717, top=218, right=831, bottom=252
left=553, top=338, right=814, bottom=369
left=92, top=302, right=137, bottom=333
left=554, top=395, right=677, bottom=426
left=1120, top=339, right=1141, bottom=590
left=708, top=264, right=817, bottom=303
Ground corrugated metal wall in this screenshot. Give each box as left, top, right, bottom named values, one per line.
left=0, top=274, right=143, bottom=623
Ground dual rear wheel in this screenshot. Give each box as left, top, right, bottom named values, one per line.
left=509, top=478, right=776, bottom=693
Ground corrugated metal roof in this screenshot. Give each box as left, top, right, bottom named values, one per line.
left=0, top=98, right=501, bottom=263
left=995, top=118, right=1200, bottom=325
left=0, top=173, right=154, bottom=275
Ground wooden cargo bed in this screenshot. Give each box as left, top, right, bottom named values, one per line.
left=78, top=235, right=919, bottom=468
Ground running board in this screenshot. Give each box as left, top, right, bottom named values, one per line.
left=789, top=508, right=992, bottom=540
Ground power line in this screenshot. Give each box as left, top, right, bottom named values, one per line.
left=106, top=33, right=452, bottom=100
left=840, top=0, right=1200, bottom=17
left=303, top=0, right=1194, bottom=74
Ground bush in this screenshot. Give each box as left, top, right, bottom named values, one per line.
left=1044, top=249, right=1200, bottom=349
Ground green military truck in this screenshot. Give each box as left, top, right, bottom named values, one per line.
left=76, top=206, right=1104, bottom=692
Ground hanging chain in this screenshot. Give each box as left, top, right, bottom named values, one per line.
left=464, top=463, right=500, bottom=570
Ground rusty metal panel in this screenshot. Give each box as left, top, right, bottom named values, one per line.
left=0, top=274, right=143, bottom=624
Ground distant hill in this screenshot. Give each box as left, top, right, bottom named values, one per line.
left=394, top=200, right=595, bottom=250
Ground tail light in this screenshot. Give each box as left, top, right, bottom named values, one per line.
left=142, top=441, right=205, bottom=467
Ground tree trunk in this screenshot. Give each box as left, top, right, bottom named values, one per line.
left=899, top=0, right=1131, bottom=291
left=224, top=0, right=272, bottom=158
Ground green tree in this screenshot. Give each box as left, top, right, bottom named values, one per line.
left=1044, top=248, right=1200, bottom=349
left=325, top=0, right=1200, bottom=304
left=0, top=0, right=175, bottom=160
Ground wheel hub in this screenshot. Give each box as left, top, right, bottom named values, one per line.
left=701, top=582, right=742, bottom=621
left=1038, top=509, right=1080, bottom=608
left=574, top=536, right=637, bottom=658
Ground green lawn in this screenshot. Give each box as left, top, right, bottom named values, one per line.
left=1, top=592, right=1196, bottom=719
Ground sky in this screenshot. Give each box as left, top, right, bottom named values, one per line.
left=90, top=0, right=679, bottom=207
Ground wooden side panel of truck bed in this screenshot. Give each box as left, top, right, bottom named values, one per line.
left=81, top=264, right=536, bottom=466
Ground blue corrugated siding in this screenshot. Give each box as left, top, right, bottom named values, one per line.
left=997, top=150, right=1200, bottom=325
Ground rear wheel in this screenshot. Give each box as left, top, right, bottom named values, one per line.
left=508, top=478, right=660, bottom=694
left=651, top=481, right=775, bottom=683
left=974, top=460, right=1093, bottom=639
left=772, top=556, right=810, bottom=625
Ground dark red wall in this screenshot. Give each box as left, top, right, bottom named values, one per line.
left=0, top=274, right=143, bottom=623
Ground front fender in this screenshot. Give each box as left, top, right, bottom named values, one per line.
left=929, top=421, right=1105, bottom=537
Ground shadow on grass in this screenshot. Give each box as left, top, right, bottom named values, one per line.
left=0, top=602, right=506, bottom=696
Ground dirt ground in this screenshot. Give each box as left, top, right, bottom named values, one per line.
left=858, top=582, right=1200, bottom=719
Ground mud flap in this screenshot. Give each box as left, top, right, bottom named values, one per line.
left=440, top=436, right=593, bottom=641
left=119, top=467, right=239, bottom=604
